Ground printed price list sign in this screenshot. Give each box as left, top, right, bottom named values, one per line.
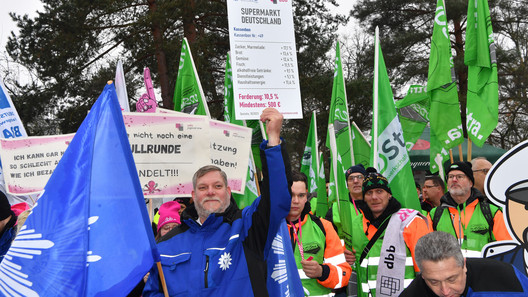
left=227, top=0, right=302, bottom=120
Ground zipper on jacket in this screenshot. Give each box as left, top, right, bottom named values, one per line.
left=204, top=255, right=209, bottom=288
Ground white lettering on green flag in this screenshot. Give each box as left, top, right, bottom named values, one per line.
left=464, top=0, right=498, bottom=147
left=371, top=27, right=421, bottom=211
left=428, top=0, right=463, bottom=172
left=174, top=38, right=211, bottom=117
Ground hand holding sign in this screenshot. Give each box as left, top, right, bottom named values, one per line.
left=260, top=108, right=282, bottom=146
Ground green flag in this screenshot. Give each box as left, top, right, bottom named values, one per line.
left=395, top=85, right=430, bottom=152
left=233, top=156, right=259, bottom=209
left=427, top=0, right=464, bottom=172
left=328, top=124, right=355, bottom=251
left=464, top=0, right=498, bottom=147
left=315, top=153, right=328, bottom=217
left=351, top=121, right=371, bottom=168
left=174, top=38, right=211, bottom=117
left=223, top=52, right=259, bottom=208
left=326, top=41, right=353, bottom=168
left=300, top=112, right=328, bottom=216
left=371, top=28, right=421, bottom=211
left=223, top=52, right=242, bottom=125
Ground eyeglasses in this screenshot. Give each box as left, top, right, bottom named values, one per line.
left=447, top=174, right=467, bottom=180
left=473, top=168, right=490, bottom=174
left=423, top=185, right=439, bottom=189
left=348, top=175, right=364, bottom=181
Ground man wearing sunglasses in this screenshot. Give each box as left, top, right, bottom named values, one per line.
left=427, top=161, right=511, bottom=258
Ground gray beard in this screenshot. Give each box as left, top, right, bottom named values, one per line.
left=449, top=186, right=470, bottom=199
left=195, top=199, right=229, bottom=221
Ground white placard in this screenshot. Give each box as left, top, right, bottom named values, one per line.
left=209, top=119, right=252, bottom=193
left=123, top=112, right=211, bottom=198
left=0, top=134, right=73, bottom=195
left=227, top=0, right=302, bottom=120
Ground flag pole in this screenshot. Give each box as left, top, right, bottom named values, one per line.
left=156, top=262, right=170, bottom=297
left=458, top=144, right=463, bottom=161
left=244, top=120, right=262, bottom=196
left=449, top=148, right=454, bottom=163
left=372, top=27, right=380, bottom=170
left=352, top=121, right=371, bottom=148
left=312, top=111, right=320, bottom=174
left=184, top=37, right=211, bottom=118
left=338, top=41, right=354, bottom=166
left=467, top=138, right=472, bottom=161
left=328, top=124, right=340, bottom=211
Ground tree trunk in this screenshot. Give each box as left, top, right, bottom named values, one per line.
left=453, top=16, right=468, bottom=137
left=147, top=0, right=172, bottom=109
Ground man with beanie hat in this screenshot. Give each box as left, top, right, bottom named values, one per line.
left=0, top=191, right=17, bottom=260
left=351, top=167, right=430, bottom=297
left=325, top=164, right=368, bottom=235
left=427, top=161, right=511, bottom=258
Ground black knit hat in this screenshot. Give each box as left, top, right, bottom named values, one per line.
left=446, top=161, right=474, bottom=185
left=0, top=191, right=13, bottom=221
left=362, top=167, right=392, bottom=196
left=345, top=164, right=367, bottom=180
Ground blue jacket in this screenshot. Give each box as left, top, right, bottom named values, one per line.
left=143, top=141, right=292, bottom=297
left=0, top=215, right=16, bottom=261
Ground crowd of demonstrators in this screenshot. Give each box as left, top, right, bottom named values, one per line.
left=427, top=161, right=511, bottom=258
left=352, top=167, right=431, bottom=296
left=0, top=103, right=517, bottom=297
left=401, top=231, right=528, bottom=297
left=287, top=171, right=351, bottom=296
left=421, top=175, right=445, bottom=213
left=143, top=108, right=293, bottom=297
left=470, top=157, right=493, bottom=196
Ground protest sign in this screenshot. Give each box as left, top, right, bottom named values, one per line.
left=209, top=119, right=252, bottom=193
left=0, top=111, right=252, bottom=197
left=123, top=112, right=210, bottom=198
left=226, top=0, right=302, bottom=120
left=0, top=134, right=74, bottom=195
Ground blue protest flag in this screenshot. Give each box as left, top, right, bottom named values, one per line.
left=267, top=220, right=304, bottom=297
left=0, top=83, right=160, bottom=296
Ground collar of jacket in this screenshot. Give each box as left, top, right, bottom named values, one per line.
left=159, top=196, right=242, bottom=242
left=363, top=196, right=402, bottom=228
left=440, top=187, right=486, bottom=209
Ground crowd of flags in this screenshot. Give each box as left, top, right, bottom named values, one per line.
left=0, top=0, right=499, bottom=295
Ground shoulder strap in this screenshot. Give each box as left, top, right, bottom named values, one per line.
left=432, top=205, right=445, bottom=231
left=479, top=199, right=495, bottom=240
left=359, top=217, right=390, bottom=264
left=310, top=213, right=326, bottom=237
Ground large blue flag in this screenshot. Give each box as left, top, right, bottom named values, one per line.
left=267, top=219, right=305, bottom=297
left=0, top=83, right=160, bottom=296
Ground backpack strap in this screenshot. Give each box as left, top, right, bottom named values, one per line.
left=431, top=205, right=445, bottom=231
left=359, top=217, right=390, bottom=264
left=479, top=199, right=495, bottom=241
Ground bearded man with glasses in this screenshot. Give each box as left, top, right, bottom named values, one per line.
left=427, top=162, right=511, bottom=258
